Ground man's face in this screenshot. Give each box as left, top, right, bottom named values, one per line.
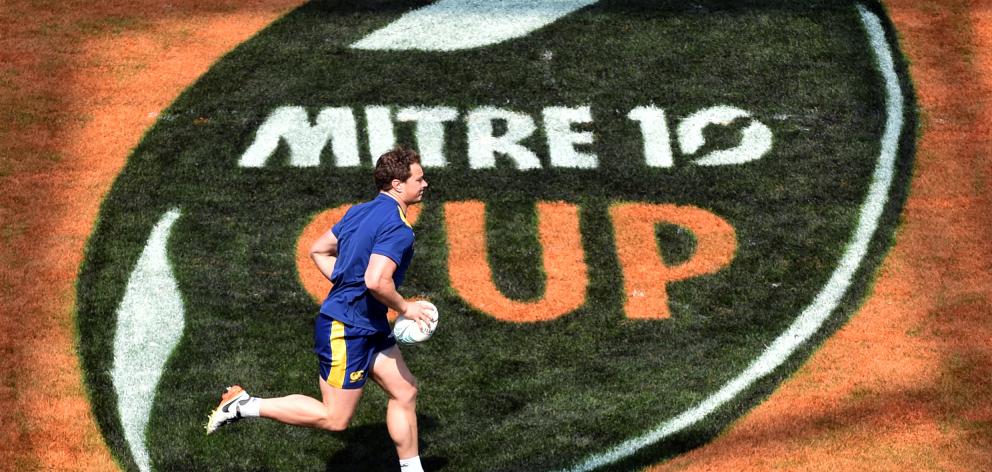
left=398, top=163, right=427, bottom=204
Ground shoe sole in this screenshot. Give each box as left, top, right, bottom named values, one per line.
left=205, top=385, right=247, bottom=434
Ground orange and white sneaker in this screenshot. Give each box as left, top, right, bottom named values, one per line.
left=205, top=385, right=250, bottom=434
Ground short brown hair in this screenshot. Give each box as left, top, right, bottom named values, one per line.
left=374, top=146, right=421, bottom=191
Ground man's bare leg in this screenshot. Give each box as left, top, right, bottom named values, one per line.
left=257, top=380, right=364, bottom=431
left=371, top=345, right=419, bottom=460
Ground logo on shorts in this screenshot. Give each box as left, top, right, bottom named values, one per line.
left=349, top=370, right=366, bottom=383
left=77, top=2, right=915, bottom=471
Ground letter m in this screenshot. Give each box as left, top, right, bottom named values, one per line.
left=238, top=106, right=359, bottom=167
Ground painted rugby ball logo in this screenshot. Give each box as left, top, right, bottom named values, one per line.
left=77, top=1, right=915, bottom=471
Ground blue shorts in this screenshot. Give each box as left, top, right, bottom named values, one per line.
left=314, top=315, right=396, bottom=389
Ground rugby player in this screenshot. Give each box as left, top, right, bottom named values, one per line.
left=207, top=147, right=433, bottom=472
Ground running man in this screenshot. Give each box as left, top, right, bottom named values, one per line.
left=206, top=147, right=434, bottom=472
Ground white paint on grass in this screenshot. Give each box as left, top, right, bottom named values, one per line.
left=467, top=106, right=542, bottom=169
left=677, top=105, right=773, bottom=166
left=239, top=106, right=360, bottom=167
left=350, top=0, right=600, bottom=51
left=543, top=106, right=598, bottom=168
left=240, top=105, right=608, bottom=169
left=563, top=5, right=903, bottom=471
left=112, top=208, right=185, bottom=472
left=628, top=106, right=674, bottom=168
left=242, top=102, right=785, bottom=170
left=365, top=105, right=397, bottom=160
left=396, top=106, right=459, bottom=167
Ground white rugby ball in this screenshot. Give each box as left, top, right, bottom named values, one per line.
left=392, top=300, right=439, bottom=344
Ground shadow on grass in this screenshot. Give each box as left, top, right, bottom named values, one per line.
left=325, top=414, right=446, bottom=471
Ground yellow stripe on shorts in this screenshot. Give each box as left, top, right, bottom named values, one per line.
left=328, top=320, right=347, bottom=388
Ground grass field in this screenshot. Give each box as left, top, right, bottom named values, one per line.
left=1, top=0, right=990, bottom=471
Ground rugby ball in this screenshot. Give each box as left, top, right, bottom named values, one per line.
left=392, top=300, right=439, bottom=344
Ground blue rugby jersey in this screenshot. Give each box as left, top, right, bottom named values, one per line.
left=319, top=193, right=415, bottom=333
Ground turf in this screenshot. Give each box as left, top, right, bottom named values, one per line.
left=74, top=1, right=916, bottom=470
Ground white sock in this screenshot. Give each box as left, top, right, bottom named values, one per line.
left=399, top=455, right=423, bottom=472
left=238, top=397, right=261, bottom=417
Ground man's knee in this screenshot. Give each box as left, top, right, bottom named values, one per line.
left=321, top=411, right=353, bottom=432
left=323, top=420, right=349, bottom=432
left=393, top=379, right=418, bottom=405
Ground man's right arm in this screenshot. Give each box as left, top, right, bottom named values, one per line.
left=365, top=254, right=432, bottom=329
left=309, top=229, right=338, bottom=282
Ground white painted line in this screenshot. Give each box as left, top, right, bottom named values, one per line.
left=350, top=0, right=600, bottom=51
left=562, top=4, right=904, bottom=470
left=677, top=105, right=773, bottom=166
left=111, top=208, right=185, bottom=472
